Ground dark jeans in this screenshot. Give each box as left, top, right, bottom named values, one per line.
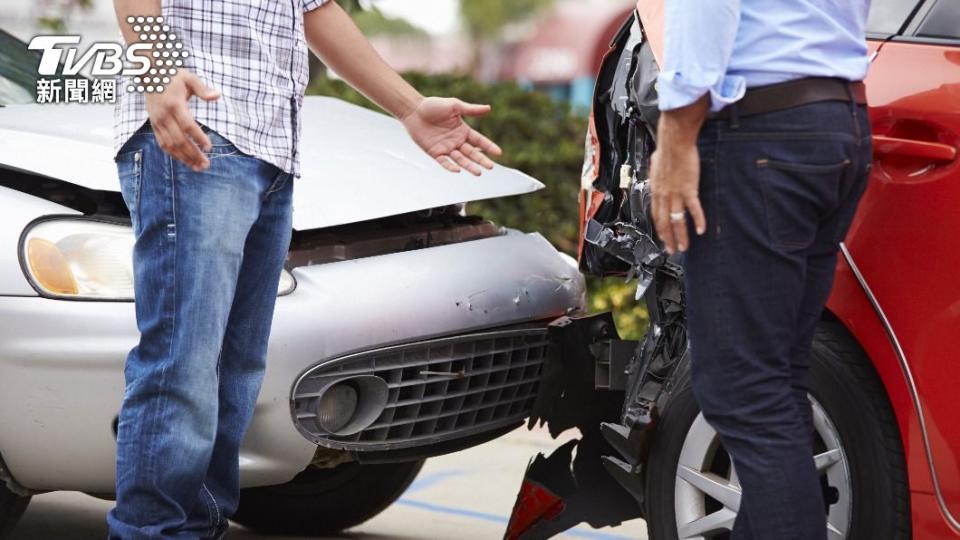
left=107, top=125, right=293, bottom=539
left=684, top=101, right=871, bottom=539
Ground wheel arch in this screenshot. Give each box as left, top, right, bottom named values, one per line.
left=824, top=251, right=932, bottom=499
left=0, top=452, right=31, bottom=498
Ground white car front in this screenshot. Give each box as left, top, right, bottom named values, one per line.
left=0, top=95, right=585, bottom=535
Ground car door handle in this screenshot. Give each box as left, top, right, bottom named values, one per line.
left=873, top=135, right=957, bottom=163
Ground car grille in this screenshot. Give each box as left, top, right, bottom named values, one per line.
left=291, top=327, right=550, bottom=451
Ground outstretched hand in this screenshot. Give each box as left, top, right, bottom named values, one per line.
left=145, top=70, right=221, bottom=172
left=401, top=97, right=503, bottom=175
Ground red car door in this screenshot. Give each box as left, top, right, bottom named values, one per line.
left=830, top=0, right=960, bottom=530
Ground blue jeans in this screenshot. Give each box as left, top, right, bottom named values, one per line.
left=107, top=125, right=293, bottom=539
left=684, top=101, right=871, bottom=539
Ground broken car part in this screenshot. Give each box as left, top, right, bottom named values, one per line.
left=505, top=11, right=693, bottom=538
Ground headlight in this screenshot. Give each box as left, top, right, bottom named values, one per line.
left=22, top=219, right=135, bottom=300
left=21, top=218, right=296, bottom=300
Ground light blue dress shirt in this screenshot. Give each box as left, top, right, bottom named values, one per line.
left=657, top=0, right=872, bottom=112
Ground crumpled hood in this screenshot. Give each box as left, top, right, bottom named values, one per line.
left=0, top=96, right=544, bottom=230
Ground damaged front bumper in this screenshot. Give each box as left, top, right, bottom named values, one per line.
left=0, top=230, right=585, bottom=493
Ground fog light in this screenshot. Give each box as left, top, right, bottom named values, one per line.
left=311, top=375, right=389, bottom=437
left=316, top=383, right=359, bottom=434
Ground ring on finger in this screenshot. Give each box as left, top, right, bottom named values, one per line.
left=669, top=211, right=686, bottom=223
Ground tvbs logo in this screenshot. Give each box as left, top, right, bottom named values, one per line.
left=28, top=36, right=152, bottom=78
left=28, top=16, right=186, bottom=104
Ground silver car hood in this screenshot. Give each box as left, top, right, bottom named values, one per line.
left=0, top=97, right=544, bottom=230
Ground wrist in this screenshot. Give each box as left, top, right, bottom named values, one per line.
left=657, top=120, right=699, bottom=150
left=397, top=94, right=424, bottom=123
left=657, top=94, right=710, bottom=147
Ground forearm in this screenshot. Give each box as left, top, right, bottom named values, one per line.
left=304, top=2, right=423, bottom=120
left=657, top=95, right=710, bottom=148
left=112, top=0, right=161, bottom=47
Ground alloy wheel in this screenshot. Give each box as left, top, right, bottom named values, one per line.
left=673, top=397, right=851, bottom=539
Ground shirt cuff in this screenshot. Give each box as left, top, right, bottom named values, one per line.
left=303, top=0, right=330, bottom=13
left=657, top=71, right=747, bottom=112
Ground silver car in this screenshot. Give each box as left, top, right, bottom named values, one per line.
left=0, top=30, right=584, bottom=537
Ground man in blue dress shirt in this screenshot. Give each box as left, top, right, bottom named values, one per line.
left=648, top=1, right=873, bottom=538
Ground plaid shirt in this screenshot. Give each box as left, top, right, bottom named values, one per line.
left=115, top=0, right=330, bottom=176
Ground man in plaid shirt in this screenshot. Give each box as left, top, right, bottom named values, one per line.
left=109, top=1, right=501, bottom=538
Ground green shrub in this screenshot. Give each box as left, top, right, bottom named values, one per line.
left=308, top=74, right=648, bottom=338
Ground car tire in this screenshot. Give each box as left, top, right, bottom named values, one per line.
left=0, top=483, right=30, bottom=538
left=232, top=459, right=425, bottom=536
left=644, top=322, right=910, bottom=539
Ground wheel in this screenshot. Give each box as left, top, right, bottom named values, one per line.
left=0, top=482, right=30, bottom=538
left=644, top=322, right=910, bottom=539
left=233, top=459, right=425, bottom=536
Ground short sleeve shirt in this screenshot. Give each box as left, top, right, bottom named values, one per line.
left=115, top=0, right=330, bottom=176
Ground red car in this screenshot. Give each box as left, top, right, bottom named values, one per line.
left=507, top=1, right=960, bottom=539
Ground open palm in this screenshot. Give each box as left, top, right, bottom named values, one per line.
left=401, top=97, right=503, bottom=175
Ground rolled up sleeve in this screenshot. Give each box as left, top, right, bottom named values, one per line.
left=656, top=0, right=746, bottom=112
left=303, top=0, right=330, bottom=13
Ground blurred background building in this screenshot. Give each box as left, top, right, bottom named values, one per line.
left=498, top=0, right=634, bottom=108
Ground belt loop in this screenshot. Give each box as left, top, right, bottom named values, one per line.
left=843, top=81, right=861, bottom=139
left=729, top=103, right=740, bottom=130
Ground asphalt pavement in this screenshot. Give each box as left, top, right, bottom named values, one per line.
left=10, top=426, right=648, bottom=539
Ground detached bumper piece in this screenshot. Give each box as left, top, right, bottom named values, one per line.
left=505, top=315, right=641, bottom=540
left=505, top=270, right=688, bottom=539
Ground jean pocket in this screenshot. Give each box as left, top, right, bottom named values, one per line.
left=204, top=146, right=243, bottom=159
left=199, top=126, right=245, bottom=159
left=116, top=149, right=143, bottom=223
left=756, top=158, right=850, bottom=250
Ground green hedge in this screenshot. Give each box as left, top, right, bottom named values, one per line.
left=308, top=74, right=648, bottom=338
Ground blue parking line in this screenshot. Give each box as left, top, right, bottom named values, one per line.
left=395, top=498, right=632, bottom=540
left=404, top=469, right=467, bottom=494
left=396, top=498, right=506, bottom=525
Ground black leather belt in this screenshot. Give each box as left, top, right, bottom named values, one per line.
left=712, top=77, right=868, bottom=120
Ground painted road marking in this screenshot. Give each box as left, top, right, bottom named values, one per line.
left=404, top=469, right=468, bottom=493
left=395, top=500, right=632, bottom=540
left=398, top=469, right=632, bottom=540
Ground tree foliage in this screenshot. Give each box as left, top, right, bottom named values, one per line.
left=309, top=73, right=648, bottom=337
left=339, top=0, right=364, bottom=14
left=353, top=8, right=429, bottom=39
left=37, top=0, right=93, bottom=32
left=459, top=0, right=555, bottom=41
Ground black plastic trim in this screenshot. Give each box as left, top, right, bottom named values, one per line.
left=352, top=422, right=520, bottom=464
